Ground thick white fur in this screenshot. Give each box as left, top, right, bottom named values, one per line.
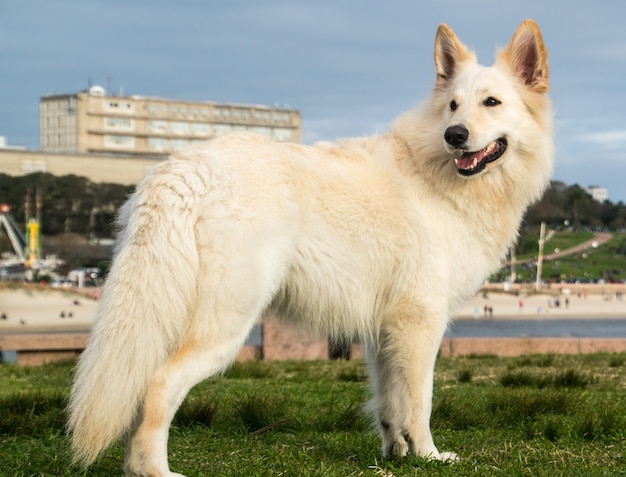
left=69, top=20, right=553, bottom=476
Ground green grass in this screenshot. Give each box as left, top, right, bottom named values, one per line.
left=0, top=355, right=625, bottom=476
left=497, top=231, right=626, bottom=283
left=544, top=232, right=626, bottom=282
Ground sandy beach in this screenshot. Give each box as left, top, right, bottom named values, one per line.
left=1, top=283, right=626, bottom=336
left=454, top=286, right=626, bottom=320
left=0, top=285, right=100, bottom=333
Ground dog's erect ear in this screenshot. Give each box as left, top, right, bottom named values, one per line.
left=434, top=24, right=474, bottom=82
left=499, top=19, right=549, bottom=93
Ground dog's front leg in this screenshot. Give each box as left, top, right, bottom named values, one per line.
left=367, top=302, right=457, bottom=462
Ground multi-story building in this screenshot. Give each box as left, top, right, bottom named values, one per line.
left=586, top=185, right=609, bottom=203
left=40, top=86, right=301, bottom=154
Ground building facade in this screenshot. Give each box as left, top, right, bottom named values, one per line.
left=40, top=86, right=301, bottom=154
left=586, top=185, right=609, bottom=203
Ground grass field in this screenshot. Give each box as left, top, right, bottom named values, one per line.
left=0, top=355, right=625, bottom=476
left=495, top=231, right=626, bottom=283
left=516, top=231, right=596, bottom=261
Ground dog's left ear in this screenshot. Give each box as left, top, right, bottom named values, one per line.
left=499, top=19, right=549, bottom=93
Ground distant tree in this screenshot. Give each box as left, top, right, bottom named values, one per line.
left=524, top=181, right=568, bottom=226
left=563, top=185, right=596, bottom=230
left=523, top=181, right=625, bottom=231
left=0, top=173, right=134, bottom=238
left=602, top=201, right=626, bottom=230
left=90, top=182, right=133, bottom=236
left=2, top=173, right=625, bottom=247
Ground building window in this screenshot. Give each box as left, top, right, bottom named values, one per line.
left=214, top=107, right=231, bottom=120
left=105, top=117, right=133, bottom=130
left=148, top=137, right=168, bottom=151
left=171, top=139, right=189, bottom=150
left=105, top=100, right=132, bottom=113
left=148, top=120, right=168, bottom=133
left=253, top=110, right=271, bottom=122
left=146, top=103, right=168, bottom=115
left=191, top=107, right=209, bottom=117
left=170, top=122, right=189, bottom=135
left=250, top=126, right=271, bottom=137
left=170, top=105, right=188, bottom=116
left=191, top=123, right=209, bottom=136
left=105, top=135, right=135, bottom=148
left=272, top=111, right=291, bottom=124
left=214, top=124, right=232, bottom=136
left=232, top=109, right=251, bottom=121
left=20, top=161, right=46, bottom=173
left=273, top=128, right=292, bottom=141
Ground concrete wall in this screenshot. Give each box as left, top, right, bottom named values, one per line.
left=0, top=148, right=163, bottom=185
left=3, top=325, right=626, bottom=366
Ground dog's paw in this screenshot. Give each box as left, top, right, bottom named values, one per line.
left=429, top=451, right=459, bottom=463
left=390, top=437, right=410, bottom=458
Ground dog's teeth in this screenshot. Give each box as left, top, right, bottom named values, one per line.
left=472, top=158, right=478, bottom=168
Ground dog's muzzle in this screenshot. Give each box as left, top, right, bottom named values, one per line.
left=444, top=125, right=507, bottom=176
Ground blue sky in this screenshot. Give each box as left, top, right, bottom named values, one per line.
left=1, top=1, right=625, bottom=202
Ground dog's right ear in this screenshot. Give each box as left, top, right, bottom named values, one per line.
left=434, top=24, right=475, bottom=82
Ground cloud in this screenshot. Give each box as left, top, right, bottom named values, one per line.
left=580, top=130, right=626, bottom=149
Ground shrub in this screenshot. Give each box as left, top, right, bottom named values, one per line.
left=173, top=396, right=217, bottom=428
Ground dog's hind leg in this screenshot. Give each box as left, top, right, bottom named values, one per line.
left=123, top=309, right=261, bottom=477
left=367, top=297, right=458, bottom=462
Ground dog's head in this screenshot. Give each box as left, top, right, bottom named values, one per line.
left=433, top=20, right=550, bottom=178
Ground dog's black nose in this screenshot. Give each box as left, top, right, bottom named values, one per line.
left=444, top=125, right=469, bottom=148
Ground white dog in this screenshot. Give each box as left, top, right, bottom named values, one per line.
left=69, top=20, right=553, bottom=476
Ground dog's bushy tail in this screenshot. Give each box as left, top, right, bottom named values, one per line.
left=68, top=162, right=204, bottom=465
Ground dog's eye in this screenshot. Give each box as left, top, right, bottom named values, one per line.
left=483, top=97, right=501, bottom=107
left=450, top=100, right=458, bottom=111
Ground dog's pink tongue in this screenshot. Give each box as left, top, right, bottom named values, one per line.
left=457, top=149, right=487, bottom=169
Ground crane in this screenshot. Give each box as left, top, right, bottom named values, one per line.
left=0, top=204, right=27, bottom=262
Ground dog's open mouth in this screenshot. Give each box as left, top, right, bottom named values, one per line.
left=454, top=138, right=507, bottom=176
